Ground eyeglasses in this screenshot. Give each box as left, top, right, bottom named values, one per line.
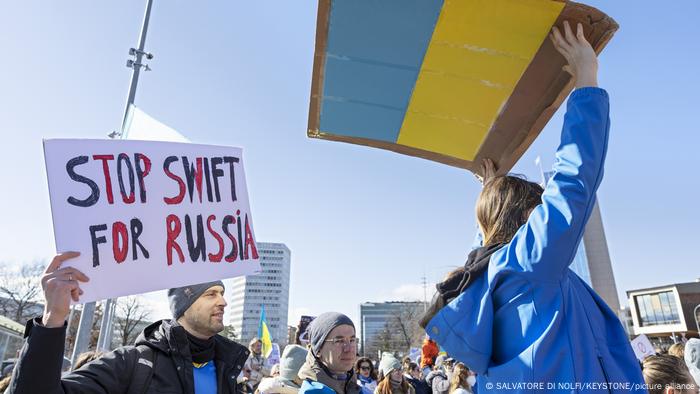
left=324, top=337, right=358, bottom=349
left=360, top=366, right=371, bottom=371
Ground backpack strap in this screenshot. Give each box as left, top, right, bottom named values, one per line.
left=127, top=344, right=158, bottom=394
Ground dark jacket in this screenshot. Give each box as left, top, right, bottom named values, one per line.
left=405, top=375, right=430, bottom=394
left=9, top=318, right=249, bottom=394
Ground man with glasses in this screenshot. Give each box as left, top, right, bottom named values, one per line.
left=299, top=312, right=360, bottom=394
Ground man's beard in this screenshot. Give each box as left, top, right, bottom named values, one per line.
left=187, top=313, right=224, bottom=336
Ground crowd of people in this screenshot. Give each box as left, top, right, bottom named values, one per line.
left=1, top=20, right=699, bottom=394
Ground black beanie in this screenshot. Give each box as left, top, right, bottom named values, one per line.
left=168, top=280, right=225, bottom=319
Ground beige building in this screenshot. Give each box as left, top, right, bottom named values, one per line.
left=581, top=200, right=621, bottom=311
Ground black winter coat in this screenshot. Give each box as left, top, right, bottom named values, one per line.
left=406, top=376, right=431, bottom=394
left=9, top=318, right=249, bottom=394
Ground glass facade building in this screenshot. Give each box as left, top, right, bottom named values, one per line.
left=229, top=242, right=291, bottom=346
left=635, top=291, right=681, bottom=327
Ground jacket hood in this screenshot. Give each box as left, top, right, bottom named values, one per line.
left=425, top=370, right=446, bottom=386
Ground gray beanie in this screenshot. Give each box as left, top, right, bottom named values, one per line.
left=168, top=280, right=225, bottom=319
left=379, top=353, right=402, bottom=377
left=280, top=344, right=308, bottom=383
left=685, top=338, right=700, bottom=388
left=307, top=312, right=355, bottom=355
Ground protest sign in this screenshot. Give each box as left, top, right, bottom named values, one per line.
left=265, top=343, right=281, bottom=369
left=43, top=139, right=261, bottom=303
left=631, top=334, right=656, bottom=361
left=296, top=315, right=315, bottom=346
left=308, top=0, right=618, bottom=176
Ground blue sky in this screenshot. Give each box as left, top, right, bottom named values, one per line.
left=1, top=1, right=698, bottom=328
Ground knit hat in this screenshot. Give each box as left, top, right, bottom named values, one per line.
left=280, top=344, right=308, bottom=383
left=379, top=353, right=402, bottom=377
left=168, top=280, right=225, bottom=319
left=685, top=338, right=700, bottom=387
left=307, top=312, right=355, bottom=355
left=434, top=354, right=447, bottom=369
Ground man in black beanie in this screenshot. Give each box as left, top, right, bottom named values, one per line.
left=8, top=251, right=249, bottom=394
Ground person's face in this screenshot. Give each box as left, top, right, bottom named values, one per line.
left=178, top=285, right=227, bottom=338
left=318, top=325, right=357, bottom=374
left=358, top=362, right=372, bottom=378
left=390, top=369, right=403, bottom=382
left=410, top=366, right=421, bottom=380
left=444, top=362, right=454, bottom=373
left=251, top=341, right=262, bottom=354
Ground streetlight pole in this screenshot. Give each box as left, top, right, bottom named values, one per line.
left=74, top=0, right=155, bottom=362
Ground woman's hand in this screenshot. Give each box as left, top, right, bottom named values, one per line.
left=550, top=21, right=598, bottom=89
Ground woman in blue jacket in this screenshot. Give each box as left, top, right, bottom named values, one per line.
left=421, top=22, right=645, bottom=393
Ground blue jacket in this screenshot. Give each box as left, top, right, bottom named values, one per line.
left=426, top=88, right=645, bottom=393
left=300, top=379, right=338, bottom=394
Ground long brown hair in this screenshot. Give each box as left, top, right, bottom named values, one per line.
left=642, top=354, right=696, bottom=394
left=376, top=371, right=411, bottom=394
left=476, top=175, right=543, bottom=247
left=449, top=363, right=470, bottom=393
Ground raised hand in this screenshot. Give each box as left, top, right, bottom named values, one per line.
left=550, top=21, right=598, bottom=89
left=40, top=252, right=89, bottom=328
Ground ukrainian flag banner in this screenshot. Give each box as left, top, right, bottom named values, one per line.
left=258, top=305, right=273, bottom=358
left=307, top=0, right=618, bottom=176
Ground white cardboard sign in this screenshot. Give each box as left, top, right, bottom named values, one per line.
left=631, top=334, right=656, bottom=361
left=265, top=343, right=281, bottom=368
left=43, top=139, right=261, bottom=303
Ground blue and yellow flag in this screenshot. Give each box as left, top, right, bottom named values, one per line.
left=307, top=0, right=618, bottom=174
left=258, top=305, right=273, bottom=357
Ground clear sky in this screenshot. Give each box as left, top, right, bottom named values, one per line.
left=1, top=1, right=698, bottom=329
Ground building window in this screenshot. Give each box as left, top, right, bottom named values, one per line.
left=636, top=291, right=681, bottom=326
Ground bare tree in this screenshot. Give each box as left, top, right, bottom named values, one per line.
left=221, top=324, right=238, bottom=341
left=0, top=261, right=45, bottom=322
left=366, top=303, right=426, bottom=357
left=115, top=296, right=151, bottom=347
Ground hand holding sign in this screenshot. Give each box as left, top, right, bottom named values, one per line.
left=41, top=252, right=89, bottom=327
left=550, top=21, right=598, bottom=89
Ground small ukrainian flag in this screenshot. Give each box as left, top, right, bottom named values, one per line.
left=258, top=305, right=273, bottom=357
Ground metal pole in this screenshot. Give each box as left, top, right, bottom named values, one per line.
left=120, top=0, right=155, bottom=137
left=0, top=334, right=10, bottom=362
left=66, top=305, right=75, bottom=333
left=96, top=299, right=113, bottom=351
left=104, top=298, right=118, bottom=348
left=421, top=274, right=427, bottom=312
left=71, top=302, right=96, bottom=368
left=95, top=0, right=155, bottom=352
